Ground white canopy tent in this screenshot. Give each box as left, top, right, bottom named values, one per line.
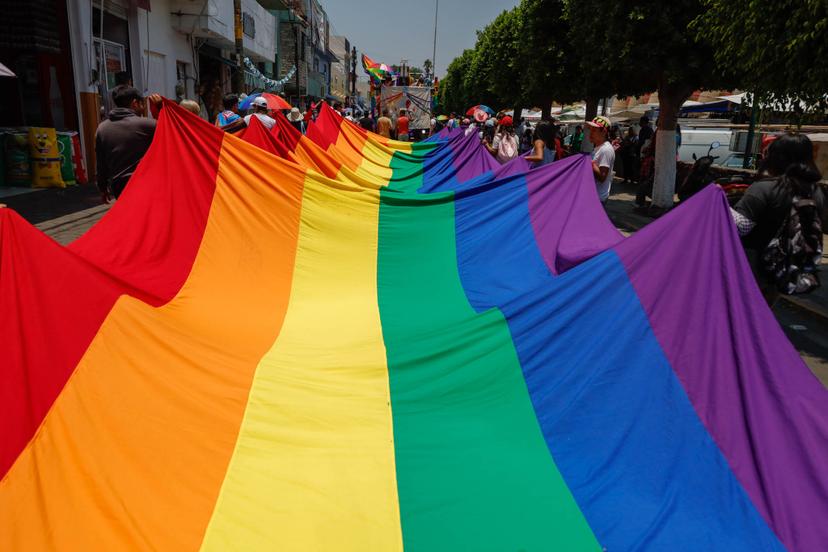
left=0, top=63, right=16, bottom=78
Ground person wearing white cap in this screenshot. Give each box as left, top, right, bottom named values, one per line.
left=286, top=107, right=305, bottom=134
left=586, top=115, right=615, bottom=204
left=243, top=96, right=276, bottom=130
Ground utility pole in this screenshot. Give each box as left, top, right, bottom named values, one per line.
left=743, top=93, right=757, bottom=169
left=432, top=0, right=438, bottom=80
left=232, top=0, right=244, bottom=93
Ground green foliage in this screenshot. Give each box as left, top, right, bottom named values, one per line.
left=440, top=49, right=476, bottom=113
left=564, top=0, right=725, bottom=103
left=439, top=1, right=580, bottom=113
left=520, top=0, right=580, bottom=106
left=465, top=7, right=524, bottom=108
left=693, top=0, right=828, bottom=114
left=438, top=0, right=734, bottom=117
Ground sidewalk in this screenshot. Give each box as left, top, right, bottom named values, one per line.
left=605, top=180, right=828, bottom=323
left=1, top=185, right=110, bottom=245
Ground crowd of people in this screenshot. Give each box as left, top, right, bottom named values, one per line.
left=95, top=86, right=348, bottom=201
left=93, top=85, right=825, bottom=301
left=427, top=108, right=825, bottom=301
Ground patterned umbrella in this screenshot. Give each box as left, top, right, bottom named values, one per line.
left=240, top=93, right=292, bottom=112
left=465, top=104, right=495, bottom=116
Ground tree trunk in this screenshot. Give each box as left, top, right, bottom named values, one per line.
left=584, top=97, right=599, bottom=120
left=651, top=81, right=692, bottom=210
left=581, top=98, right=599, bottom=153
left=513, top=103, right=524, bottom=124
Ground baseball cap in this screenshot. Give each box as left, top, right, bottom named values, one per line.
left=500, top=115, right=513, bottom=127
left=586, top=115, right=611, bottom=131
left=252, top=96, right=268, bottom=109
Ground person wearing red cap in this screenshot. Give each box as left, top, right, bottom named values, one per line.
left=484, top=115, right=519, bottom=163
left=586, top=115, right=615, bottom=204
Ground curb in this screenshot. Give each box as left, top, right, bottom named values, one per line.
left=35, top=204, right=110, bottom=234
left=780, top=295, right=828, bottom=323
left=606, top=198, right=828, bottom=325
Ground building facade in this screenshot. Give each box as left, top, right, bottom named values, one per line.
left=306, top=0, right=336, bottom=102
left=59, top=0, right=277, bottom=180
left=275, top=0, right=309, bottom=105
left=0, top=0, right=349, bottom=187
left=329, top=35, right=349, bottom=105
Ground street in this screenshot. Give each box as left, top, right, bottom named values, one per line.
left=8, top=182, right=827, bottom=388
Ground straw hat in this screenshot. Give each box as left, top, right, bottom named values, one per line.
left=287, top=107, right=304, bottom=122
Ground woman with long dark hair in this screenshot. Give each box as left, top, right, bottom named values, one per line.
left=525, top=121, right=557, bottom=167
left=732, top=133, right=826, bottom=301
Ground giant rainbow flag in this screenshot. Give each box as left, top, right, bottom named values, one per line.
left=1, top=101, right=827, bottom=551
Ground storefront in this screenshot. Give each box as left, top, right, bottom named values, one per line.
left=92, top=2, right=133, bottom=114
left=0, top=0, right=87, bottom=189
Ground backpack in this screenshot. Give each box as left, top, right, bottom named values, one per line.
left=762, top=191, right=823, bottom=294
left=498, top=134, right=518, bottom=162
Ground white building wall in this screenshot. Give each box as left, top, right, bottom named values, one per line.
left=170, top=0, right=235, bottom=44
left=66, top=0, right=96, bottom=97
left=67, top=0, right=200, bottom=102
left=134, top=0, right=200, bottom=100
left=242, top=0, right=276, bottom=62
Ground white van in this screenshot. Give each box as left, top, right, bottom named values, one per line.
left=678, top=129, right=734, bottom=163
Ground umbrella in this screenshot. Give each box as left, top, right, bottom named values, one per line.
left=239, top=92, right=292, bottom=112
left=466, top=104, right=495, bottom=116
left=0, top=62, right=15, bottom=78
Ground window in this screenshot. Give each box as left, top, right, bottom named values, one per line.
left=301, top=32, right=306, bottom=62
left=242, top=13, right=256, bottom=38
left=176, top=61, right=192, bottom=100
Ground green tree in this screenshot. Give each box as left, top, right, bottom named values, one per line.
left=423, top=58, right=433, bottom=78
left=519, top=0, right=582, bottom=111
left=468, top=7, right=524, bottom=111
left=440, top=49, right=476, bottom=114
left=566, top=0, right=729, bottom=210
left=694, top=0, right=828, bottom=116
left=440, top=0, right=596, bottom=119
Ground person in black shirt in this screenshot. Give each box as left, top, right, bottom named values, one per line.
left=96, top=87, right=160, bottom=200
left=359, top=113, right=374, bottom=132
left=637, top=116, right=653, bottom=149
left=732, top=133, right=826, bottom=300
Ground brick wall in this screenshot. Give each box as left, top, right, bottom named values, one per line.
left=279, top=20, right=307, bottom=91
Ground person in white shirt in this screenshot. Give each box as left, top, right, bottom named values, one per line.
left=484, top=115, right=519, bottom=163
left=586, top=115, right=615, bottom=203
left=243, top=96, right=276, bottom=130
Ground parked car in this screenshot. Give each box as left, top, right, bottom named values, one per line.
left=718, top=153, right=757, bottom=169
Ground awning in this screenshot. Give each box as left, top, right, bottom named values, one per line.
left=680, top=99, right=736, bottom=114
left=718, top=93, right=746, bottom=105
left=0, top=63, right=15, bottom=78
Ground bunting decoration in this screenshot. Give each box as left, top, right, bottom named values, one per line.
left=243, top=57, right=296, bottom=91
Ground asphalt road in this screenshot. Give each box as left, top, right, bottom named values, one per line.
left=775, top=300, right=828, bottom=386
left=7, top=183, right=828, bottom=388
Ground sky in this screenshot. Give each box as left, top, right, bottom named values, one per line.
left=324, top=0, right=520, bottom=79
